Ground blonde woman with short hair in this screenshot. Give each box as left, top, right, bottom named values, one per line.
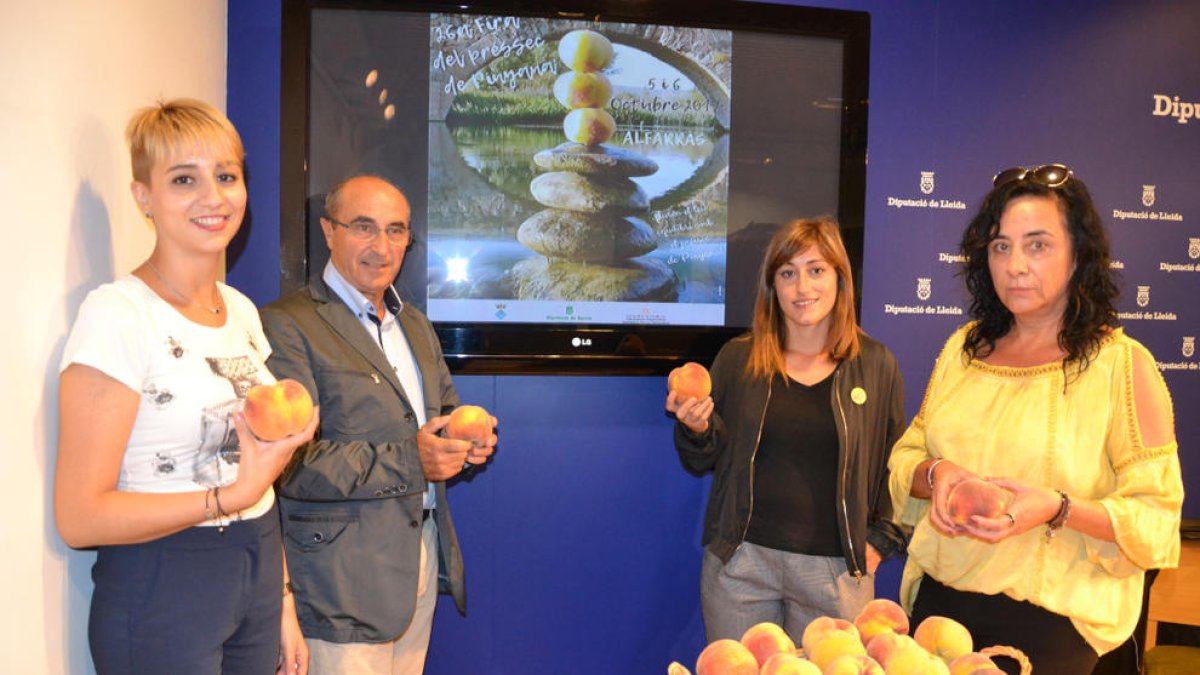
left=56, top=99, right=318, bottom=674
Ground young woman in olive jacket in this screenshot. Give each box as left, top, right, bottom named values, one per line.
left=668, top=217, right=907, bottom=644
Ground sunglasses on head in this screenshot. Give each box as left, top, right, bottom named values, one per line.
left=991, top=163, right=1072, bottom=188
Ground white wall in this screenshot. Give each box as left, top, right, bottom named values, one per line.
left=0, top=2, right=227, bottom=672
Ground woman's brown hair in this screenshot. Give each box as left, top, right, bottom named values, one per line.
left=746, top=217, right=860, bottom=379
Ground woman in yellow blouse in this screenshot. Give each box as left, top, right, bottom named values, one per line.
left=888, top=164, right=1181, bottom=674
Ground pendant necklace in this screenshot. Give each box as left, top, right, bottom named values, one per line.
left=146, top=259, right=222, bottom=315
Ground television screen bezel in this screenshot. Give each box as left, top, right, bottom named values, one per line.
left=280, top=0, right=870, bottom=375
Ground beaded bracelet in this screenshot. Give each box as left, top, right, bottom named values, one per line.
left=1045, top=490, right=1071, bottom=540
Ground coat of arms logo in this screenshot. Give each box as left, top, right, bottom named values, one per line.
left=1142, top=185, right=1156, bottom=208
left=1184, top=337, right=1195, bottom=359
left=920, top=171, right=935, bottom=195
left=1136, top=285, right=1150, bottom=308
left=1188, top=238, right=1200, bottom=260
left=916, top=277, right=932, bottom=301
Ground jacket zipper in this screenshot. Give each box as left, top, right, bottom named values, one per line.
left=739, top=377, right=773, bottom=546
left=834, top=370, right=863, bottom=581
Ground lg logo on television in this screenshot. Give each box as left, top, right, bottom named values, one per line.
left=571, top=336, right=592, bottom=347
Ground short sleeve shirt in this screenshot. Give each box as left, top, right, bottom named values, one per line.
left=60, top=275, right=276, bottom=522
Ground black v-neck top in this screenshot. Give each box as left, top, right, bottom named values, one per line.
left=744, top=371, right=843, bottom=556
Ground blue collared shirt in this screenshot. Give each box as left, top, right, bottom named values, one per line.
left=322, top=261, right=434, bottom=509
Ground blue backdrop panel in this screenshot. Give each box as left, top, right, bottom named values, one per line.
left=430, top=375, right=709, bottom=673
left=226, top=0, right=282, bottom=304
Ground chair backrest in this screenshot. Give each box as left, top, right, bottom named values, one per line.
left=1146, top=539, right=1200, bottom=650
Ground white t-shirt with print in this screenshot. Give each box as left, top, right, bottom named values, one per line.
left=60, top=275, right=276, bottom=523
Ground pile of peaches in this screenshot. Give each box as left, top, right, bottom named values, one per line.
left=670, top=598, right=1019, bottom=675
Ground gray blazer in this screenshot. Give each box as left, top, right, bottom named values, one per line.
left=260, top=278, right=466, bottom=644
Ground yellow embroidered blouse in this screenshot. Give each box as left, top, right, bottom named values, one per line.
left=889, top=324, right=1182, bottom=655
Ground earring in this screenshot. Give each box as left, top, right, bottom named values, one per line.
left=144, top=212, right=152, bottom=220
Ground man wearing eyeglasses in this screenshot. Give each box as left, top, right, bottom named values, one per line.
left=260, top=175, right=495, bottom=674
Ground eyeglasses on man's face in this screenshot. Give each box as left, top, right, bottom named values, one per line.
left=992, top=163, right=1072, bottom=189
left=325, top=216, right=410, bottom=245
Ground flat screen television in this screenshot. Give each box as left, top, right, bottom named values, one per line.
left=280, top=0, right=870, bottom=374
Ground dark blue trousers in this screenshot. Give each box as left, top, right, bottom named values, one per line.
left=89, top=504, right=283, bottom=675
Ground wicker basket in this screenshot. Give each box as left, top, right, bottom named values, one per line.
left=980, top=645, right=1033, bottom=674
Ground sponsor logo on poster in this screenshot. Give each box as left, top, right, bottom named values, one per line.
left=916, top=277, right=931, bottom=301
left=1184, top=337, right=1195, bottom=359
left=1189, top=238, right=1200, bottom=260
left=1137, top=285, right=1151, bottom=308
left=546, top=304, right=592, bottom=321
left=1142, top=185, right=1156, bottom=208
left=624, top=307, right=668, bottom=324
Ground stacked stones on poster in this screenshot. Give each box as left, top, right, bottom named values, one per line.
left=513, top=29, right=677, bottom=301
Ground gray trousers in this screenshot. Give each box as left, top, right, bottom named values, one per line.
left=700, top=542, right=873, bottom=644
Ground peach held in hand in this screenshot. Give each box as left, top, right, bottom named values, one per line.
left=913, top=616, right=973, bottom=663
left=759, top=653, right=821, bottom=675
left=557, top=29, right=613, bottom=72
left=740, top=622, right=796, bottom=668
left=446, top=405, right=494, bottom=446
left=563, top=108, right=616, bottom=146
left=243, top=379, right=314, bottom=441
left=553, top=71, right=613, bottom=110
left=668, top=362, right=712, bottom=402
left=854, top=598, right=910, bottom=643
left=946, top=478, right=1013, bottom=526
left=694, top=639, right=758, bottom=675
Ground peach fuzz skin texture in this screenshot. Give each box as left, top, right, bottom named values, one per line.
left=242, top=379, right=314, bottom=441
left=446, top=405, right=493, bottom=445
left=668, top=362, right=712, bottom=401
